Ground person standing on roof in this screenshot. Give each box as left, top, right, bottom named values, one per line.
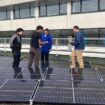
left=41, top=28, right=52, bottom=68
left=70, top=26, right=85, bottom=71
left=28, top=25, right=49, bottom=70
left=10, top=28, right=24, bottom=68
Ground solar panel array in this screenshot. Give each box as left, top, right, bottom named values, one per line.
left=0, top=57, right=105, bottom=105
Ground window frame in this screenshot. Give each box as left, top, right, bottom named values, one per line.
left=71, top=0, right=105, bottom=14
left=39, top=0, right=67, bottom=17
left=0, top=8, right=11, bottom=21
left=14, top=3, right=35, bottom=19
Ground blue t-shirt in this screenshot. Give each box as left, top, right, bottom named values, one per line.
left=41, top=33, right=52, bottom=53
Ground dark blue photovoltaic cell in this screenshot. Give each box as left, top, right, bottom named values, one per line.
left=72, top=68, right=100, bottom=82
left=34, top=80, right=73, bottom=104
left=98, top=68, right=105, bottom=81
left=0, top=67, right=22, bottom=79
left=46, top=67, right=71, bottom=80
left=0, top=79, right=38, bottom=102
left=74, top=81, right=105, bottom=104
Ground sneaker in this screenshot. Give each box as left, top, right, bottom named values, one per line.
left=70, top=65, right=76, bottom=69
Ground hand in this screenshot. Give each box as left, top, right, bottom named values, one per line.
left=44, top=41, right=49, bottom=44
left=70, top=42, right=74, bottom=45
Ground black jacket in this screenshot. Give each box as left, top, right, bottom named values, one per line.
left=30, top=31, right=41, bottom=49
left=10, top=34, right=22, bottom=50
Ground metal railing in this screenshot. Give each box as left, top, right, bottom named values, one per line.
left=0, top=38, right=105, bottom=56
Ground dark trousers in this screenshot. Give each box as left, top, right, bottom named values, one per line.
left=12, top=49, right=21, bottom=67
left=41, top=52, right=49, bottom=66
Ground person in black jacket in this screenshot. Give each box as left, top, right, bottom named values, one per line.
left=10, top=28, right=24, bottom=68
left=28, top=25, right=48, bottom=70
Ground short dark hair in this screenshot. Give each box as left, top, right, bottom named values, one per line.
left=73, top=26, right=80, bottom=30
left=44, top=28, right=49, bottom=31
left=36, top=25, right=44, bottom=30
left=16, top=28, right=24, bottom=33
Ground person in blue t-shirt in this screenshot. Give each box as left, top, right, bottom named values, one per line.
left=41, top=28, right=52, bottom=67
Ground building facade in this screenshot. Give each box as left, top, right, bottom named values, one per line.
left=0, top=0, right=105, bottom=38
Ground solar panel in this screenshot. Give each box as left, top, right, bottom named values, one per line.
left=47, top=67, right=71, bottom=75
left=0, top=57, right=105, bottom=105
left=98, top=68, right=105, bottom=81
left=17, top=67, right=46, bottom=80
left=0, top=79, right=7, bottom=88
left=33, top=80, right=73, bottom=104
left=74, top=81, right=105, bottom=104
left=72, top=68, right=100, bottom=82
left=75, top=61, right=92, bottom=68
left=0, top=67, right=22, bottom=80
left=20, top=61, right=28, bottom=68
left=0, top=57, right=12, bottom=67
left=46, top=74, right=71, bottom=81
left=0, top=79, right=38, bottom=102
left=46, top=67, right=71, bottom=80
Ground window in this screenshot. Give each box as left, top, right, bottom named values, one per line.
left=39, top=0, right=67, bottom=17
left=0, top=11, right=6, bottom=20
left=14, top=7, right=20, bottom=19
left=100, top=29, right=105, bottom=38
left=40, top=6, right=46, bottom=16
left=30, top=6, right=35, bottom=17
left=0, top=8, right=10, bottom=20
left=7, top=10, right=11, bottom=19
left=47, top=4, right=59, bottom=16
left=82, top=0, right=98, bottom=12
left=83, top=29, right=99, bottom=38
left=100, top=0, right=105, bottom=10
left=39, top=1, right=47, bottom=16
left=71, top=0, right=99, bottom=13
left=20, top=7, right=30, bottom=18
left=60, top=3, right=67, bottom=14
left=14, top=3, right=35, bottom=19
left=72, top=0, right=81, bottom=13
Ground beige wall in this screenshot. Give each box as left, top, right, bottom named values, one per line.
left=70, top=12, right=105, bottom=29
left=0, top=16, right=68, bottom=31
left=0, top=12, right=105, bottom=31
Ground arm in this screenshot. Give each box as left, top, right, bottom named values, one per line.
left=71, top=33, right=81, bottom=46
left=38, top=34, right=49, bottom=45
left=38, top=39, right=48, bottom=45
left=10, top=35, right=16, bottom=47
left=10, top=35, right=18, bottom=48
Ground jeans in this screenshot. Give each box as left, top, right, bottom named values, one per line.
left=41, top=52, right=49, bottom=67
left=12, top=49, right=21, bottom=68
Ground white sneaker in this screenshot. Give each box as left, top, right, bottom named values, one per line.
left=70, top=65, right=76, bottom=69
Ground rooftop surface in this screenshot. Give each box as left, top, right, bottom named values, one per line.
left=0, top=57, right=104, bottom=105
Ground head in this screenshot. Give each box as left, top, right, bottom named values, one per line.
left=73, top=26, right=80, bottom=33
left=16, top=28, right=24, bottom=36
left=36, top=25, right=44, bottom=33
left=44, top=28, right=49, bottom=35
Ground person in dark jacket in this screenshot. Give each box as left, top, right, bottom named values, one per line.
left=28, top=26, right=48, bottom=70
left=10, top=28, right=24, bottom=68
left=41, top=28, right=52, bottom=67
left=70, top=26, right=85, bottom=70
